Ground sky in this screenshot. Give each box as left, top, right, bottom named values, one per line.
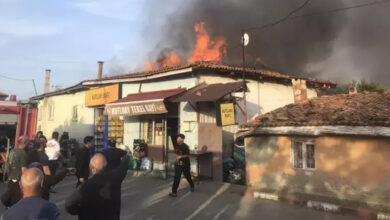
left=1, top=0, right=389, bottom=99
left=0, top=0, right=181, bottom=99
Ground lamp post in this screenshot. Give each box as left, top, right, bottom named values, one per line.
left=241, top=31, right=250, bottom=122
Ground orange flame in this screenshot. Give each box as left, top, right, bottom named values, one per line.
left=159, top=51, right=182, bottom=67
left=188, top=22, right=226, bottom=63
left=145, top=22, right=225, bottom=70
left=145, top=60, right=153, bottom=71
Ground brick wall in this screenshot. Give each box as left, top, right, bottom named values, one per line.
left=292, top=79, right=308, bottom=104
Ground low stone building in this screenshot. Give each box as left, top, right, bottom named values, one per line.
left=239, top=91, right=390, bottom=211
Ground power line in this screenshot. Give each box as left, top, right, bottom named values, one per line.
left=0, top=74, right=38, bottom=96
left=247, top=0, right=312, bottom=31
left=0, top=74, right=33, bottom=82
left=290, top=0, right=390, bottom=20
left=246, top=0, right=390, bottom=32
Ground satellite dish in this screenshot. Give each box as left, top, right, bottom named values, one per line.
left=242, top=33, right=250, bottom=46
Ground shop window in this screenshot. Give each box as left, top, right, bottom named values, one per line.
left=291, top=140, right=315, bottom=170
left=72, top=105, right=78, bottom=121
left=48, top=104, right=54, bottom=120
left=142, top=119, right=164, bottom=145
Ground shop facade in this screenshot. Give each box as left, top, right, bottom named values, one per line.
left=85, top=84, right=121, bottom=151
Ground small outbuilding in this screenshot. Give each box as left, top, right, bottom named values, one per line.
left=239, top=91, right=390, bottom=211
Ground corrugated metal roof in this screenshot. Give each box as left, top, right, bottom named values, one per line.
left=110, top=88, right=186, bottom=104
left=168, top=81, right=245, bottom=102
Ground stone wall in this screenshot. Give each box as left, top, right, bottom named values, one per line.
left=245, top=135, right=390, bottom=208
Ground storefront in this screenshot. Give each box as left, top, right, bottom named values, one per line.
left=105, top=88, right=185, bottom=170
left=85, top=84, right=120, bottom=151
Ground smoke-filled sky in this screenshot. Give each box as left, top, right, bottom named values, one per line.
left=154, top=0, right=390, bottom=84
left=1, top=0, right=389, bottom=98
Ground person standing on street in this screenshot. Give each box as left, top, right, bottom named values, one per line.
left=169, top=134, right=194, bottom=197
left=27, top=137, right=51, bottom=175
left=1, top=168, right=60, bottom=220
left=45, top=132, right=61, bottom=175
left=1, top=136, right=29, bottom=207
left=65, top=153, right=129, bottom=220
left=75, top=136, right=93, bottom=187
left=102, top=139, right=127, bottom=170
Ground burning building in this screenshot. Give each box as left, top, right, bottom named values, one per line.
left=32, top=57, right=334, bottom=181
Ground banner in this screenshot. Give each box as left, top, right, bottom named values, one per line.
left=105, top=101, right=167, bottom=116
left=85, top=84, right=119, bottom=107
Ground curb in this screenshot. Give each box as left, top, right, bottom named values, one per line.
left=246, top=190, right=390, bottom=220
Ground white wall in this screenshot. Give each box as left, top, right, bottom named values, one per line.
left=121, top=77, right=198, bottom=149
left=36, top=91, right=94, bottom=142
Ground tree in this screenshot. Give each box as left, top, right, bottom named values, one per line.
left=320, top=79, right=387, bottom=95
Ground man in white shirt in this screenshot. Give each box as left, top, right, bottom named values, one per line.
left=45, top=132, right=61, bottom=176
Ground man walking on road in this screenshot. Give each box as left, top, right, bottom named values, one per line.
left=169, top=134, right=194, bottom=197
left=1, top=136, right=29, bottom=207
left=65, top=153, right=129, bottom=220
left=1, top=168, right=60, bottom=220
left=75, top=136, right=93, bottom=187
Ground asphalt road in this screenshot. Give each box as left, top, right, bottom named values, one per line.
left=0, top=172, right=361, bottom=220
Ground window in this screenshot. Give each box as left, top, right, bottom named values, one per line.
left=72, top=105, right=78, bottom=121
left=291, top=140, right=315, bottom=170
left=48, top=104, right=54, bottom=120
left=142, top=119, right=164, bottom=145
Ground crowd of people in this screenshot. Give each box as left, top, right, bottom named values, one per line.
left=1, top=131, right=130, bottom=220
left=0, top=131, right=194, bottom=219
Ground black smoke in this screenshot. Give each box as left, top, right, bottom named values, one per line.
left=151, top=0, right=390, bottom=85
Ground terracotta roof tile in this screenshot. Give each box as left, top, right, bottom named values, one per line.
left=245, top=91, right=390, bottom=127
left=85, top=62, right=335, bottom=87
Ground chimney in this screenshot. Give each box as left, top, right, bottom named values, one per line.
left=44, top=69, right=51, bottom=94
left=292, top=79, right=308, bottom=104
left=97, top=61, right=104, bottom=79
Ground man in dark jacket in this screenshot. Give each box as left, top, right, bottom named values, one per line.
left=75, top=136, right=93, bottom=187
left=65, top=153, right=129, bottom=220
left=1, top=162, right=74, bottom=206
left=27, top=137, right=51, bottom=175
left=102, top=139, right=127, bottom=170
left=169, top=133, right=194, bottom=197
left=1, top=168, right=60, bottom=220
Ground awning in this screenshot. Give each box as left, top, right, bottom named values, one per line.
left=168, top=81, right=246, bottom=102
left=105, top=88, right=185, bottom=117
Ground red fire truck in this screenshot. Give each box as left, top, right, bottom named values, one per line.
left=0, top=94, right=38, bottom=179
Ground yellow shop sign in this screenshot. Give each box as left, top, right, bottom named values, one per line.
left=85, top=84, right=119, bottom=107
left=219, top=103, right=235, bottom=126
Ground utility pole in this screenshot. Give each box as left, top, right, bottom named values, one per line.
left=241, top=30, right=248, bottom=122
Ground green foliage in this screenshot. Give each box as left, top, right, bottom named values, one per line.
left=356, top=79, right=386, bottom=93
left=321, top=79, right=387, bottom=95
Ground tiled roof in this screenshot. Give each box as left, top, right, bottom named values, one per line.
left=244, top=91, right=390, bottom=128
left=31, top=62, right=335, bottom=100
left=84, top=62, right=335, bottom=87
